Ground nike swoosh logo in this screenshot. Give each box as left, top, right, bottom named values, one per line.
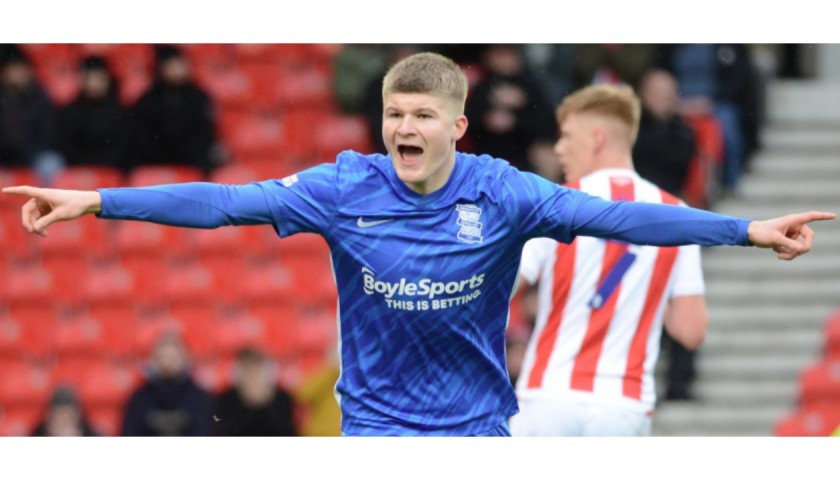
left=357, top=217, right=394, bottom=228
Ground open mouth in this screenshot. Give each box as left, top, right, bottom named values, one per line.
left=398, top=145, right=424, bottom=158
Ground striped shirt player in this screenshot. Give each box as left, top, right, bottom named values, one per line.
left=95, top=151, right=749, bottom=436
left=512, top=169, right=705, bottom=436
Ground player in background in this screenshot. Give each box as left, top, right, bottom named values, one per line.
left=512, top=84, right=715, bottom=436
left=3, top=53, right=835, bottom=436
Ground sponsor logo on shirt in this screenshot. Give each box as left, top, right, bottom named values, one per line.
left=361, top=267, right=484, bottom=311
left=281, top=174, right=299, bottom=187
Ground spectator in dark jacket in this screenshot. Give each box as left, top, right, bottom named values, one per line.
left=214, top=347, right=298, bottom=436
left=57, top=55, right=131, bottom=173
left=131, top=45, right=218, bottom=175
left=121, top=332, right=214, bottom=436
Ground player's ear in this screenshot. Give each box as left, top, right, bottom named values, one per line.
left=453, top=114, right=468, bottom=141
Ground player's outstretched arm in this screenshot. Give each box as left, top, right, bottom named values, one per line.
left=747, top=211, right=837, bottom=261
left=2, top=186, right=101, bottom=237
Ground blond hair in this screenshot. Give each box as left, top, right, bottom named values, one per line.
left=556, top=84, right=642, bottom=144
left=382, top=52, right=468, bottom=114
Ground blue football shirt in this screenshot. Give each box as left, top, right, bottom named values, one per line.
left=98, top=150, right=750, bottom=435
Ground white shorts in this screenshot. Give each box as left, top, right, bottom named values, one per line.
left=510, top=396, right=653, bottom=436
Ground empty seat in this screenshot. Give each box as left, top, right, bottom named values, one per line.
left=209, top=164, right=263, bottom=184
left=275, top=66, right=333, bottom=109
left=277, top=232, right=331, bottom=260
left=215, top=307, right=270, bottom=357
left=312, top=114, right=373, bottom=160
left=133, top=308, right=183, bottom=357
left=798, top=359, right=840, bottom=408
left=50, top=165, right=124, bottom=190
left=0, top=359, right=53, bottom=407
left=246, top=305, right=300, bottom=359
left=163, top=257, right=246, bottom=306
left=119, top=255, right=170, bottom=307
left=0, top=405, right=41, bottom=436
left=194, top=225, right=268, bottom=260
left=824, top=309, right=840, bottom=359
left=114, top=220, right=191, bottom=258
left=128, top=164, right=204, bottom=186
left=80, top=262, right=138, bottom=307
left=53, top=357, right=140, bottom=408
left=87, top=404, right=124, bottom=436
left=167, top=305, right=222, bottom=359
left=774, top=406, right=840, bottom=436
left=37, top=215, right=110, bottom=259
left=0, top=167, right=40, bottom=210
left=53, top=307, right=136, bottom=360
left=193, top=356, right=235, bottom=394
left=218, top=109, right=285, bottom=159
left=239, top=258, right=295, bottom=306
left=0, top=305, right=56, bottom=359
left=282, top=255, right=338, bottom=307
left=0, top=209, right=34, bottom=259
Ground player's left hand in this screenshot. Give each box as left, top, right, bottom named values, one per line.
left=748, top=211, right=836, bottom=260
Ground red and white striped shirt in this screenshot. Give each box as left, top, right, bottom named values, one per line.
left=517, top=169, right=704, bottom=411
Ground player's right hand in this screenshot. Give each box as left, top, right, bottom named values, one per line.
left=1, top=186, right=102, bottom=237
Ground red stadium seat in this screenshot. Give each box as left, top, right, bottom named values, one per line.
left=163, top=257, right=247, bottom=306
left=274, top=66, right=333, bottom=109
left=774, top=406, right=840, bottom=436
left=53, top=357, right=141, bottom=408
left=168, top=305, right=222, bottom=359
left=824, top=309, right=840, bottom=359
left=6, top=257, right=87, bottom=306
left=133, top=308, right=183, bottom=358
left=0, top=305, right=56, bottom=359
left=296, top=307, right=337, bottom=355
left=798, top=359, right=840, bottom=409
left=209, top=164, right=264, bottom=184
left=215, top=307, right=270, bottom=357
left=87, top=404, right=124, bottom=436
left=312, top=114, right=374, bottom=160
left=193, top=356, right=235, bottom=394
left=194, top=225, right=268, bottom=260
left=51, top=165, right=124, bottom=190
left=218, top=109, right=286, bottom=159
left=194, top=63, right=251, bottom=108
left=37, top=214, right=110, bottom=259
left=80, top=262, right=138, bottom=307
left=128, top=164, right=204, bottom=186
left=0, top=168, right=40, bottom=211
left=0, top=359, right=53, bottom=407
left=114, top=220, right=191, bottom=258
left=119, top=255, right=169, bottom=307
left=0, top=209, right=34, bottom=259
left=246, top=304, right=300, bottom=359
left=53, top=307, right=136, bottom=360
left=0, top=405, right=41, bottom=436
left=33, top=62, right=80, bottom=106
left=282, top=255, right=338, bottom=307
left=20, top=44, right=80, bottom=70
left=181, top=44, right=236, bottom=69
left=276, top=232, right=331, bottom=261
left=239, top=257, right=296, bottom=306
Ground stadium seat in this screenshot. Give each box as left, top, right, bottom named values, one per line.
left=798, top=358, right=840, bottom=408
left=0, top=359, right=53, bottom=407
left=133, top=308, right=184, bottom=358
left=0, top=305, right=56, bottom=359
left=163, top=257, right=247, bottom=307
left=53, top=307, right=136, bottom=360
left=33, top=62, right=79, bottom=106
left=312, top=114, right=374, bottom=160
left=296, top=307, right=337, bottom=355
left=180, top=44, right=236, bottom=69
left=51, top=165, right=124, bottom=190
left=774, top=406, right=840, bottom=436
left=194, top=63, right=251, bottom=108
left=218, top=109, right=286, bottom=159
left=167, top=305, right=222, bottom=359
left=4, top=260, right=74, bottom=307
left=20, top=44, right=80, bottom=70
left=824, top=309, right=840, bottom=359
left=0, top=209, right=34, bottom=259
left=87, top=404, right=124, bottom=437
left=209, top=164, right=263, bottom=184
left=274, top=66, right=333, bottom=109
left=194, top=225, right=268, bottom=260
left=114, top=219, right=191, bottom=258
left=37, top=214, right=111, bottom=259
left=39, top=256, right=89, bottom=306
left=0, top=168, right=40, bottom=210
left=0, top=404, right=41, bottom=436
left=215, top=307, right=270, bottom=357
left=118, top=255, right=170, bottom=307
left=239, top=258, right=295, bottom=306
left=245, top=304, right=300, bottom=359
left=282, top=255, right=338, bottom=307
left=80, top=261, right=138, bottom=307
left=276, top=232, right=331, bottom=261
left=53, top=357, right=141, bottom=408
left=128, top=164, right=204, bottom=186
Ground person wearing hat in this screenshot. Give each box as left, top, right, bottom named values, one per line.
left=32, top=386, right=99, bottom=436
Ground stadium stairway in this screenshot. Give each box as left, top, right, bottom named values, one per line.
left=652, top=80, right=840, bottom=436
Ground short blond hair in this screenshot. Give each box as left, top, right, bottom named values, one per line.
left=556, top=84, right=642, bottom=144
left=382, top=52, right=468, bottom=114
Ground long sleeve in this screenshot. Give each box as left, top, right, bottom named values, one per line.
left=97, top=182, right=279, bottom=229
left=570, top=193, right=751, bottom=247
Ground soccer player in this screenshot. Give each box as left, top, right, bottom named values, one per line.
left=3, top=52, right=835, bottom=436
left=511, top=84, right=708, bottom=436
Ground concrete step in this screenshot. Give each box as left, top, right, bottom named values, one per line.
left=652, top=403, right=786, bottom=436
left=690, top=378, right=799, bottom=405
left=748, top=152, right=840, bottom=181
left=704, top=279, right=839, bottom=306
left=767, top=80, right=840, bottom=125
left=701, top=329, right=823, bottom=356
left=697, top=352, right=818, bottom=380
left=703, top=253, right=840, bottom=280
left=706, top=304, right=835, bottom=329
left=759, top=125, right=840, bottom=154
left=736, top=179, right=840, bottom=204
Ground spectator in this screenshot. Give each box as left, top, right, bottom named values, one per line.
left=32, top=386, right=99, bottom=436
left=572, top=44, right=655, bottom=90
left=294, top=359, right=340, bottom=436
left=57, top=55, right=131, bottom=173
left=653, top=44, right=761, bottom=196
left=465, top=44, right=556, bottom=173
left=214, top=347, right=298, bottom=436
left=131, top=45, right=219, bottom=175
left=632, top=68, right=697, bottom=198
left=121, top=332, right=214, bottom=436
left=0, top=44, right=61, bottom=184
